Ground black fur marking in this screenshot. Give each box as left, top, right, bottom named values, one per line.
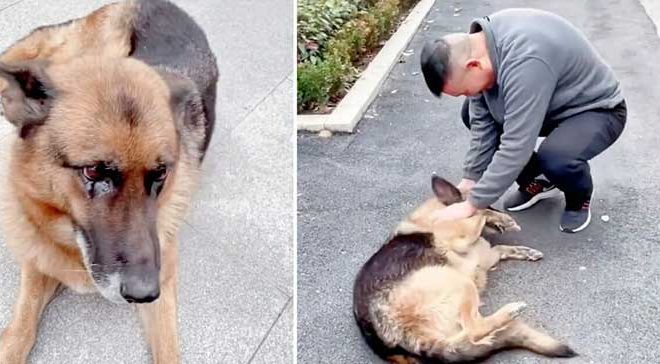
left=0, top=61, right=55, bottom=136
left=551, top=345, right=578, bottom=358
left=11, top=69, right=49, bottom=100
left=353, top=232, right=447, bottom=362
left=130, top=0, right=218, bottom=160
left=118, top=92, right=141, bottom=126
left=19, top=124, right=38, bottom=139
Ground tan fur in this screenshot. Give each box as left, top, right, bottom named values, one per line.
left=378, top=196, right=572, bottom=362
left=0, top=2, right=136, bottom=94
left=0, top=2, right=135, bottom=65
left=0, top=4, right=201, bottom=363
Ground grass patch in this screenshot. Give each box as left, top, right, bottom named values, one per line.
left=297, top=0, right=420, bottom=113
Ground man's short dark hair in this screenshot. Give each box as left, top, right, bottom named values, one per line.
left=420, top=38, right=451, bottom=97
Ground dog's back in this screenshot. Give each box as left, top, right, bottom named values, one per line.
left=353, top=232, right=446, bottom=363
left=131, top=0, right=219, bottom=155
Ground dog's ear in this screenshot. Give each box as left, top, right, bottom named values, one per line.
left=0, top=61, right=54, bottom=136
left=159, top=71, right=206, bottom=130
left=158, top=70, right=208, bottom=157
left=431, top=175, right=463, bottom=205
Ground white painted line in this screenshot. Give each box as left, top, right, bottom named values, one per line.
left=297, top=0, right=436, bottom=133
left=641, top=0, right=660, bottom=38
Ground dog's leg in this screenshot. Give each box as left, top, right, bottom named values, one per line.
left=482, top=209, right=521, bottom=233
left=138, top=240, right=179, bottom=364
left=0, top=263, right=60, bottom=364
left=456, top=283, right=526, bottom=344
left=493, top=245, right=544, bottom=261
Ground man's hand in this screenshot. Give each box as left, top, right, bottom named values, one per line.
left=456, top=178, right=476, bottom=195
left=431, top=200, right=478, bottom=222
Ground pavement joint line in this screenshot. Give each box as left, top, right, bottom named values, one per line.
left=245, top=296, right=292, bottom=364
left=296, top=0, right=436, bottom=133
left=0, top=0, right=23, bottom=13
left=228, top=72, right=292, bottom=134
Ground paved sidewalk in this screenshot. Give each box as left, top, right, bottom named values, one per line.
left=298, top=0, right=660, bottom=363
left=0, top=1, right=293, bottom=363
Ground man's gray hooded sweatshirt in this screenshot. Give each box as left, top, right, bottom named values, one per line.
left=464, top=8, right=623, bottom=208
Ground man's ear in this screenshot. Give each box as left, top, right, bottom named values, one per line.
left=465, top=59, right=481, bottom=70
left=0, top=61, right=54, bottom=136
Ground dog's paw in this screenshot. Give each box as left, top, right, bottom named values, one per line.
left=503, top=301, right=527, bottom=319
left=517, top=246, right=544, bottom=261
left=527, top=248, right=543, bottom=262
left=485, top=211, right=521, bottom=233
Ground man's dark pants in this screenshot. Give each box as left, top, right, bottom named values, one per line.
left=461, top=99, right=627, bottom=209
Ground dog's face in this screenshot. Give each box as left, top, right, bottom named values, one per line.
left=398, top=176, right=484, bottom=243
left=0, top=57, right=195, bottom=303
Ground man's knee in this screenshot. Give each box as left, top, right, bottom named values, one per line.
left=537, top=147, right=584, bottom=178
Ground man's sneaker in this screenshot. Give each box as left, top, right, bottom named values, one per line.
left=504, top=179, right=561, bottom=212
left=560, top=198, right=592, bottom=233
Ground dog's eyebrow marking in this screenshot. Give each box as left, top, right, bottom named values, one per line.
left=118, top=92, right=141, bottom=126
left=47, top=141, right=73, bottom=167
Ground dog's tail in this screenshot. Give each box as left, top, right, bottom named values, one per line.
left=385, top=321, right=577, bottom=364
left=498, top=321, right=577, bottom=358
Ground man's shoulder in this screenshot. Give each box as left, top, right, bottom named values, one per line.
left=490, top=8, right=565, bottom=22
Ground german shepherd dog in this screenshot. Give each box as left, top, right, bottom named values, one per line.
left=0, top=1, right=217, bottom=363
left=353, top=176, right=577, bottom=363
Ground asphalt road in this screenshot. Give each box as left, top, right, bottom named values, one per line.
left=0, top=1, right=293, bottom=363
left=298, top=0, right=660, bottom=363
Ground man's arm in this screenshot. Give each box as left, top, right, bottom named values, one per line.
left=467, top=58, right=557, bottom=209
left=462, top=95, right=499, bottom=182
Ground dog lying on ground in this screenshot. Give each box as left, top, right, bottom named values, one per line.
left=0, top=1, right=218, bottom=363
left=353, top=176, right=577, bottom=363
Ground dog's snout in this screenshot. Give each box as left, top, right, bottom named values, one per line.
left=120, top=267, right=160, bottom=304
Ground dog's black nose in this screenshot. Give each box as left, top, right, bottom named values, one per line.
left=120, top=270, right=160, bottom=304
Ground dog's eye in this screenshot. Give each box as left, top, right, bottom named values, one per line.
left=80, top=163, right=117, bottom=198
left=82, top=164, right=107, bottom=182
left=146, top=165, right=168, bottom=197
left=153, top=165, right=168, bottom=182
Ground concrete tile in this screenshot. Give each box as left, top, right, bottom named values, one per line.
left=188, top=79, right=294, bottom=296
left=177, top=228, right=290, bottom=364
left=174, top=0, right=294, bottom=133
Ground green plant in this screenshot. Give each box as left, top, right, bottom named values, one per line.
left=297, top=53, right=356, bottom=111
left=297, top=0, right=362, bottom=64
left=297, top=0, right=418, bottom=112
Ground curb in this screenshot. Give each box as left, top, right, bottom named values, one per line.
left=296, top=0, right=436, bottom=133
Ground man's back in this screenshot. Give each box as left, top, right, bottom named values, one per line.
left=476, top=8, right=623, bottom=120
